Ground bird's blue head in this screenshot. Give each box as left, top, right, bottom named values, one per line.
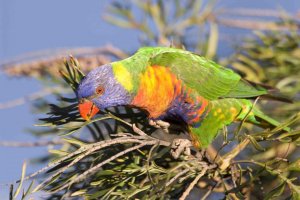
left=77, top=64, right=131, bottom=120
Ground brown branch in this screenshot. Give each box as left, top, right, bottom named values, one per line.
left=96, top=44, right=128, bottom=59
left=26, top=114, right=171, bottom=183
left=31, top=119, right=175, bottom=193
left=219, top=8, right=295, bottom=18
left=219, top=138, right=250, bottom=171
left=9, top=184, right=13, bottom=200
left=108, top=112, right=148, bottom=136
left=48, top=141, right=159, bottom=193
left=179, top=166, right=208, bottom=200
left=26, top=136, right=145, bottom=181
left=0, top=86, right=65, bottom=110
left=1, top=45, right=127, bottom=78
left=166, top=168, right=190, bottom=187
left=0, top=139, right=64, bottom=147
left=200, top=182, right=220, bottom=200
left=1, top=45, right=126, bottom=69
left=33, top=137, right=150, bottom=190
left=216, top=18, right=298, bottom=31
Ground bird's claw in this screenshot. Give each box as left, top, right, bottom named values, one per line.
left=149, top=119, right=170, bottom=133
left=170, top=138, right=192, bottom=159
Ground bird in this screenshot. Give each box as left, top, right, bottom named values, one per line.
left=77, top=47, right=289, bottom=148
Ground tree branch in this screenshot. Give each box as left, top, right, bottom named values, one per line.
left=0, top=86, right=65, bottom=110
left=0, top=139, right=64, bottom=147
left=47, top=141, right=159, bottom=193
left=179, top=166, right=208, bottom=200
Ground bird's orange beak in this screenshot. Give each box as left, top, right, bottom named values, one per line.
left=78, top=99, right=99, bottom=121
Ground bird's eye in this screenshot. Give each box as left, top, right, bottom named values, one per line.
left=95, top=86, right=105, bottom=95
left=79, top=98, right=85, bottom=104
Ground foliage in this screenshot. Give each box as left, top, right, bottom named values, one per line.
left=24, top=58, right=300, bottom=199
left=2, top=0, right=300, bottom=199
left=227, top=30, right=300, bottom=121
left=103, top=0, right=218, bottom=58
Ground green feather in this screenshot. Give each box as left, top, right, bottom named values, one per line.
left=113, top=47, right=288, bottom=148
left=118, top=47, right=267, bottom=99
left=191, top=98, right=249, bottom=147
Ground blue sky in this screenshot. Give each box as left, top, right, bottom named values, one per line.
left=0, top=1, right=140, bottom=198
left=0, top=0, right=299, bottom=198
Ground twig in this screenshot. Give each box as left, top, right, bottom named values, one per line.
left=132, top=123, right=148, bottom=136
left=9, top=184, right=13, bottom=200
left=31, top=135, right=171, bottom=192
left=219, top=8, right=292, bottom=18
left=25, top=137, right=143, bottom=181
left=108, top=112, right=148, bottom=136
left=219, top=138, right=250, bottom=171
left=0, top=139, right=64, bottom=147
left=165, top=168, right=190, bottom=187
left=216, top=18, right=298, bottom=31
left=1, top=45, right=127, bottom=70
left=34, top=137, right=147, bottom=190
left=146, top=142, right=159, bottom=185
left=179, top=166, right=208, bottom=200
left=233, top=160, right=300, bottom=194
left=0, top=86, right=65, bottom=110
left=48, top=141, right=158, bottom=193
left=26, top=113, right=170, bottom=183
left=235, top=97, right=260, bottom=137
left=97, top=44, right=128, bottom=59
left=200, top=182, right=219, bottom=200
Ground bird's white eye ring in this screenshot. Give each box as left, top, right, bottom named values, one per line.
left=95, top=86, right=105, bottom=95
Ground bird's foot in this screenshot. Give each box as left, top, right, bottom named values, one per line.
left=170, top=138, right=192, bottom=159
left=149, top=119, right=170, bottom=133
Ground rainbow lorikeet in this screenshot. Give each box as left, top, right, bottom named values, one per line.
left=77, top=47, right=287, bottom=148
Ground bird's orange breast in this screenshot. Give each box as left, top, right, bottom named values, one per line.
left=131, top=66, right=182, bottom=118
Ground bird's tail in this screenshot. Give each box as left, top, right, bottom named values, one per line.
left=191, top=99, right=290, bottom=148
left=245, top=106, right=291, bottom=132
left=231, top=99, right=290, bottom=132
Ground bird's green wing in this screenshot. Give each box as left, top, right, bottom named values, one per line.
left=191, top=98, right=290, bottom=147
left=146, top=47, right=267, bottom=100
left=191, top=98, right=247, bottom=147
